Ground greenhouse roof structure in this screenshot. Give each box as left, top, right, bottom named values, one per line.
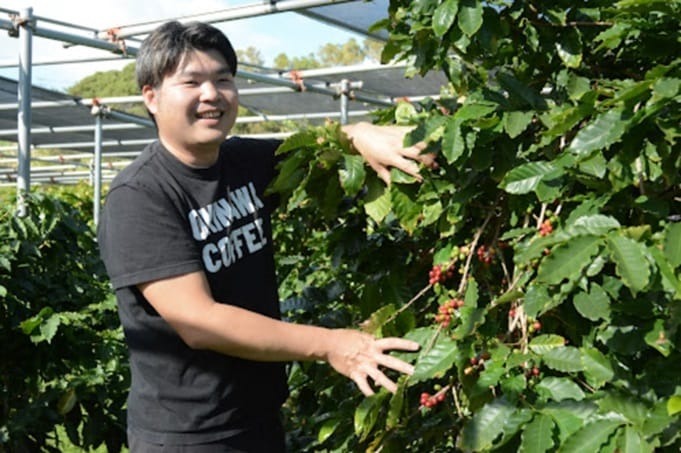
left=0, top=0, right=448, bottom=219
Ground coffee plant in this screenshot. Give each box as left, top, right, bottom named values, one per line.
left=272, top=0, right=680, bottom=451
left=0, top=190, right=127, bottom=452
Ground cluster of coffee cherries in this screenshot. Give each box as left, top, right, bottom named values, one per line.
left=420, top=391, right=446, bottom=408
left=527, top=366, right=541, bottom=378
left=539, top=219, right=554, bottom=236
left=428, top=264, right=454, bottom=285
left=464, top=351, right=491, bottom=375
left=435, top=298, right=464, bottom=327
left=476, top=244, right=495, bottom=264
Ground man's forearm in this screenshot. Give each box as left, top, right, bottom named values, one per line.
left=187, top=301, right=333, bottom=363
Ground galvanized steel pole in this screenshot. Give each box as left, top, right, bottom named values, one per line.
left=16, top=8, right=33, bottom=217
left=339, top=79, right=349, bottom=125
left=92, top=111, right=103, bottom=227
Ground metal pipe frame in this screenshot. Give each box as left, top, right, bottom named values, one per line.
left=0, top=55, right=133, bottom=69
left=97, top=0, right=357, bottom=40
left=93, top=113, right=103, bottom=225
left=16, top=7, right=33, bottom=217
left=0, top=16, right=139, bottom=56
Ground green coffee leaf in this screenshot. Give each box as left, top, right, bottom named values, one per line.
left=459, top=398, right=515, bottom=451
left=454, top=101, right=497, bottom=121
left=536, top=235, right=602, bottom=285
left=543, top=346, right=584, bottom=372
left=529, top=334, right=567, bottom=355
left=452, top=307, right=485, bottom=339
left=618, top=425, right=654, bottom=453
left=572, top=283, right=611, bottom=322
left=598, top=392, right=648, bottom=427
left=363, top=180, right=391, bottom=223
left=386, top=379, right=406, bottom=429
left=412, top=335, right=458, bottom=383
left=318, top=418, right=339, bottom=444
left=354, top=392, right=388, bottom=440
left=38, top=314, right=61, bottom=344
left=569, top=214, right=620, bottom=235
left=524, top=284, right=558, bottom=318
left=498, top=408, right=533, bottom=446
left=581, top=348, right=614, bottom=388
left=464, top=278, right=479, bottom=308
left=541, top=401, right=597, bottom=443
left=644, top=318, right=672, bottom=357
left=457, top=0, right=483, bottom=37
left=498, top=72, right=548, bottom=110
left=433, top=0, right=459, bottom=37
left=568, top=108, right=627, bottom=156
left=560, top=419, right=623, bottom=453
left=391, top=185, right=421, bottom=233
left=503, top=111, right=534, bottom=138
left=556, top=28, right=583, bottom=68
left=649, top=246, right=681, bottom=298
left=519, top=413, right=555, bottom=453
left=664, top=222, right=681, bottom=268
left=536, top=377, right=585, bottom=402
left=652, top=77, right=680, bottom=99
left=339, top=154, right=366, bottom=196
left=668, top=396, right=681, bottom=416
left=500, top=161, right=559, bottom=194
left=441, top=118, right=466, bottom=164
left=607, top=234, right=650, bottom=293
left=275, top=129, right=318, bottom=155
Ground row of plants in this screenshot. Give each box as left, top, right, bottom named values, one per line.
left=273, top=0, right=680, bottom=451
left=0, top=187, right=128, bottom=452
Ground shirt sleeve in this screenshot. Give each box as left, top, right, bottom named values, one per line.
left=97, top=183, right=202, bottom=290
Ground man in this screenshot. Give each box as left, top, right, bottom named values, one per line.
left=98, top=21, right=429, bottom=452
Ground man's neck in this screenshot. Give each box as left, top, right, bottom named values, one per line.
left=159, top=137, right=220, bottom=168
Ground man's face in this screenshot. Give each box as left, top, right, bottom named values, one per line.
left=142, top=49, right=239, bottom=158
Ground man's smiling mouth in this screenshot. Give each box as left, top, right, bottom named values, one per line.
left=196, top=111, right=222, bottom=119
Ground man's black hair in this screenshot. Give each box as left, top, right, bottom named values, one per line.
left=136, top=21, right=238, bottom=90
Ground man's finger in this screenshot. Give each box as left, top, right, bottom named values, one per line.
left=374, top=354, right=415, bottom=376
left=400, top=143, right=428, bottom=158
left=366, top=367, right=398, bottom=393
left=375, top=338, right=421, bottom=352
left=351, top=371, right=375, bottom=396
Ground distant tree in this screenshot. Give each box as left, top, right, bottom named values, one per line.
left=317, top=38, right=365, bottom=66
left=362, top=38, right=384, bottom=63
left=273, top=52, right=321, bottom=70
left=236, top=46, right=265, bottom=68
left=67, top=62, right=145, bottom=117
left=67, top=62, right=138, bottom=98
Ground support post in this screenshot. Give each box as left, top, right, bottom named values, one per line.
left=93, top=111, right=103, bottom=227
left=16, top=8, right=33, bottom=217
left=339, top=78, right=349, bottom=125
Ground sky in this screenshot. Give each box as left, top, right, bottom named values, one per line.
left=0, top=0, right=364, bottom=91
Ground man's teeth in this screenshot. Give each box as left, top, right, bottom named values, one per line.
left=198, top=111, right=221, bottom=119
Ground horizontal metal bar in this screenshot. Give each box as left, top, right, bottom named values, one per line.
left=99, top=0, right=357, bottom=39
left=0, top=123, right=145, bottom=137
left=0, top=17, right=139, bottom=55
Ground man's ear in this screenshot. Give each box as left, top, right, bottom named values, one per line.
left=141, top=85, right=158, bottom=115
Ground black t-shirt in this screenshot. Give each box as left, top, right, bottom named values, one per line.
left=97, top=138, right=288, bottom=444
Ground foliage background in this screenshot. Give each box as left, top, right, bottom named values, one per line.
left=272, top=0, right=681, bottom=451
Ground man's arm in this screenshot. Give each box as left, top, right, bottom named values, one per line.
left=342, top=122, right=436, bottom=185
left=139, top=271, right=420, bottom=396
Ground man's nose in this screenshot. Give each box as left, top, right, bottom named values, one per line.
left=200, top=81, right=219, bottom=101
